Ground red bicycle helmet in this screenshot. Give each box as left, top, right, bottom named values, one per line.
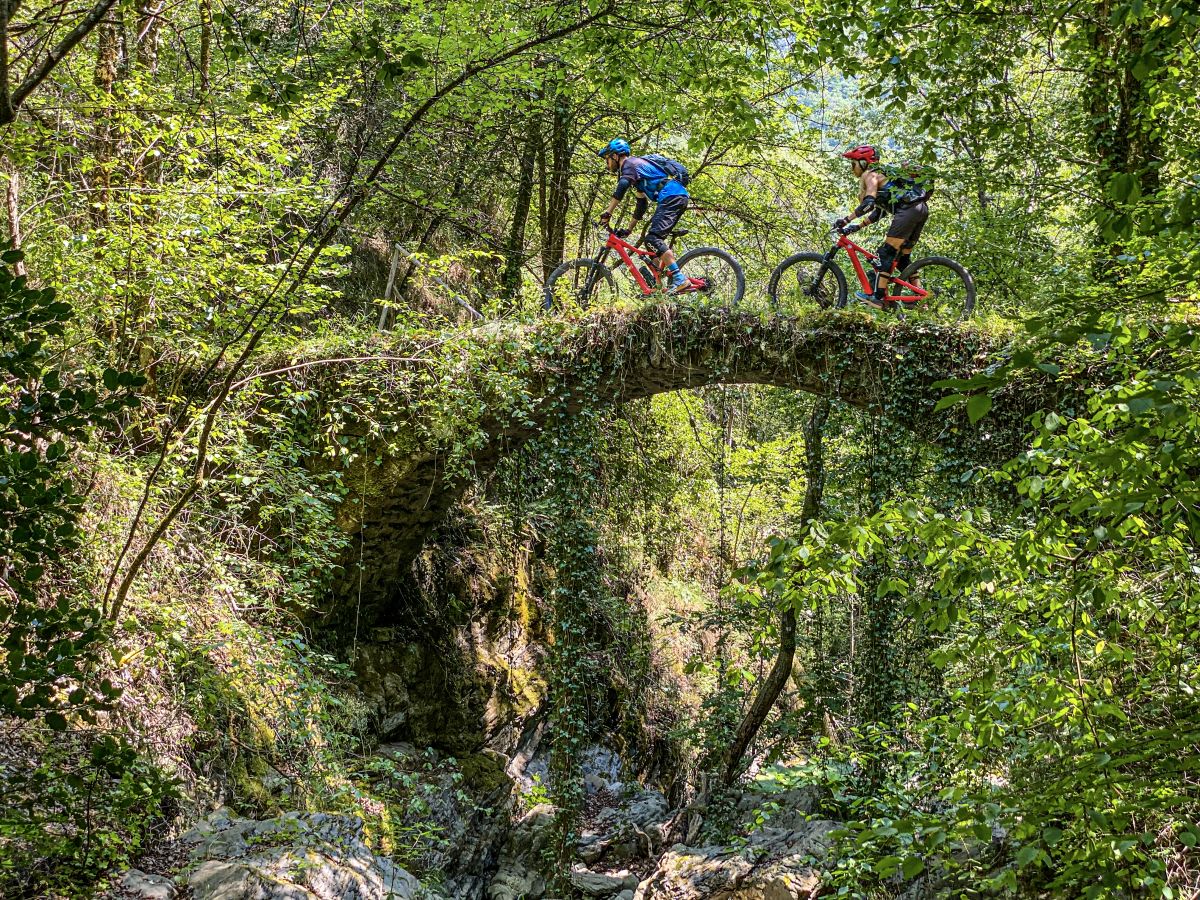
left=842, top=144, right=880, bottom=163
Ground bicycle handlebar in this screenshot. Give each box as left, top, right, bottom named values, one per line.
left=600, top=224, right=637, bottom=241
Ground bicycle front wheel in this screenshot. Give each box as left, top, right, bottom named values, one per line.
left=895, top=256, right=975, bottom=320
left=544, top=259, right=619, bottom=311
left=767, top=252, right=848, bottom=314
left=676, top=247, right=745, bottom=306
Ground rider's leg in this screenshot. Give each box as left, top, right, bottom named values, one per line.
left=890, top=203, right=928, bottom=290
left=647, top=196, right=689, bottom=287
left=896, top=244, right=914, bottom=287
left=644, top=238, right=675, bottom=284
left=870, top=237, right=904, bottom=298
left=860, top=201, right=929, bottom=304
left=856, top=237, right=899, bottom=307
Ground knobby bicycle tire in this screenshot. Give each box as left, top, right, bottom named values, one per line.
left=766, top=251, right=849, bottom=313
left=676, top=246, right=745, bottom=306
left=897, top=256, right=976, bottom=319
left=544, top=258, right=617, bottom=310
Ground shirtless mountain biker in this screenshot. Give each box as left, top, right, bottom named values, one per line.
left=834, top=144, right=931, bottom=309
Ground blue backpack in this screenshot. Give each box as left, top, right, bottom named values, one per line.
left=644, top=153, right=691, bottom=187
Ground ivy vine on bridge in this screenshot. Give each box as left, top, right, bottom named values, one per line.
left=295, top=303, right=1061, bottom=612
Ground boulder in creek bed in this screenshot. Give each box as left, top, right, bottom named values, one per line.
left=735, top=786, right=823, bottom=833
left=569, top=865, right=641, bottom=896
left=578, top=789, right=672, bottom=866
left=635, top=819, right=839, bottom=899
left=181, top=808, right=443, bottom=899
left=116, top=869, right=177, bottom=900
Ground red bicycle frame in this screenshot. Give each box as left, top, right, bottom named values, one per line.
left=833, top=231, right=926, bottom=305
left=598, top=228, right=703, bottom=296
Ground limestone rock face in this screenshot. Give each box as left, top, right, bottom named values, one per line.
left=370, top=744, right=516, bottom=900
left=181, top=808, right=440, bottom=900
left=353, top=638, right=495, bottom=753
left=349, top=560, right=547, bottom=760
left=635, top=820, right=838, bottom=899
left=487, top=803, right=559, bottom=900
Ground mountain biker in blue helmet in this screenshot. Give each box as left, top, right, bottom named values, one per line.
left=596, top=138, right=691, bottom=294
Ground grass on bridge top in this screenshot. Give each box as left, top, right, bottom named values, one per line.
left=272, top=294, right=1021, bottom=385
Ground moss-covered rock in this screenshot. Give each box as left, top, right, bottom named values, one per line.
left=457, top=750, right=512, bottom=799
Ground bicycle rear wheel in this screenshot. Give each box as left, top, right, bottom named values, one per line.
left=767, top=252, right=848, bottom=314
left=894, top=256, right=975, bottom=320
left=544, top=259, right=619, bottom=310
left=676, top=247, right=745, bottom=306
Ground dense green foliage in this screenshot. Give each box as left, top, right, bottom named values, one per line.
left=2, top=0, right=1199, bottom=894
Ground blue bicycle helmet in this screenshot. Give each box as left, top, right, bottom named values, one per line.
left=598, top=138, right=631, bottom=158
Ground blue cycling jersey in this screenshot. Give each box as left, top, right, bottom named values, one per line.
left=614, top=156, right=689, bottom=203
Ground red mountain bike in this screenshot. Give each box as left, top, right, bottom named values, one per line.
left=767, top=227, right=975, bottom=319
left=545, top=226, right=744, bottom=309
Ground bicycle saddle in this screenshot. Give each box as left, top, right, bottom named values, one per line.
left=669, top=228, right=690, bottom=238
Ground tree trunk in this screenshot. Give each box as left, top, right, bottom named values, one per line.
left=721, top=399, right=831, bottom=786
left=1082, top=0, right=1165, bottom=274
left=856, top=417, right=898, bottom=729
left=394, top=173, right=468, bottom=310
left=540, top=77, right=570, bottom=282
left=576, top=176, right=603, bottom=258
left=857, top=562, right=896, bottom=725
left=500, top=116, right=539, bottom=301
left=1, top=0, right=16, bottom=124
left=393, top=215, right=441, bottom=307
left=135, top=0, right=162, bottom=72
left=3, top=164, right=25, bottom=276
left=128, top=0, right=162, bottom=376
left=134, top=0, right=161, bottom=186
left=92, top=22, right=119, bottom=227
left=198, top=0, right=211, bottom=94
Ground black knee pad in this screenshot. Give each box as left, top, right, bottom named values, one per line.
left=875, top=242, right=899, bottom=274
left=896, top=252, right=913, bottom=275
left=646, top=233, right=669, bottom=255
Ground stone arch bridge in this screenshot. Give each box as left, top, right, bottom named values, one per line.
left=306, top=304, right=1057, bottom=612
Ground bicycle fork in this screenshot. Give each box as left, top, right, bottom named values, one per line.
left=806, top=245, right=841, bottom=297
left=582, top=247, right=610, bottom=296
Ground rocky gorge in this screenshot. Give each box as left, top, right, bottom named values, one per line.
left=110, top=769, right=842, bottom=900
left=102, top=531, right=849, bottom=900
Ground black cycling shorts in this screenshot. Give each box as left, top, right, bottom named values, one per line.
left=886, top=200, right=928, bottom=245
left=647, top=194, right=689, bottom=242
